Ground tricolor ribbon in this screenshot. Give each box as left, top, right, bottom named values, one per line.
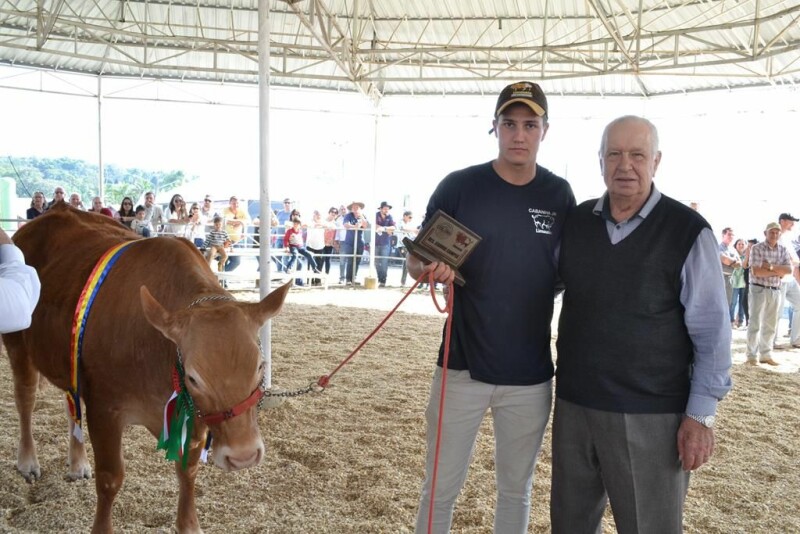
left=158, top=363, right=197, bottom=469
left=68, top=241, right=135, bottom=442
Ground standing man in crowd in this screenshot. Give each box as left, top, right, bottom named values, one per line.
left=222, top=196, right=250, bottom=272
left=143, top=191, right=164, bottom=233
left=0, top=227, right=40, bottom=334
left=374, top=201, right=396, bottom=287
left=407, top=81, right=575, bottom=533
left=719, top=227, right=741, bottom=315
left=774, top=212, right=800, bottom=349
left=341, top=201, right=369, bottom=285
left=552, top=115, right=732, bottom=533
left=746, top=222, right=793, bottom=365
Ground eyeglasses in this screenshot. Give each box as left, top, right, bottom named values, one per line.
left=192, top=207, right=199, bottom=211
left=204, top=199, right=212, bottom=203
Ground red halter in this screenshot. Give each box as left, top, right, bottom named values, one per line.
left=170, top=365, right=265, bottom=427
left=198, top=386, right=265, bottom=426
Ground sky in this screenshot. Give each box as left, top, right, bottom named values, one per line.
left=0, top=64, right=798, bottom=240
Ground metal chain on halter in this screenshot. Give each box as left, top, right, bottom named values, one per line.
left=187, top=294, right=235, bottom=308
left=256, top=336, right=324, bottom=409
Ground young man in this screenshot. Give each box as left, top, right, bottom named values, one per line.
left=407, top=81, right=575, bottom=533
left=552, top=115, right=732, bottom=533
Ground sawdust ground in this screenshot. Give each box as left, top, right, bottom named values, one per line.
left=0, top=286, right=798, bottom=533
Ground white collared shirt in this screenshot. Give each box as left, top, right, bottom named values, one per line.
left=0, top=244, right=41, bottom=333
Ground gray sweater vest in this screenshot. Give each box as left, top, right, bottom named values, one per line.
left=556, top=194, right=709, bottom=413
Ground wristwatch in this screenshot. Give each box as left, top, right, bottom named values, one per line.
left=686, top=413, right=715, bottom=428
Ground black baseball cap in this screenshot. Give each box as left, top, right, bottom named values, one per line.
left=495, top=81, right=548, bottom=119
left=778, top=213, right=799, bottom=222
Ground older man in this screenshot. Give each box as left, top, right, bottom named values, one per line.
left=746, top=222, right=793, bottom=365
left=552, top=115, right=732, bottom=534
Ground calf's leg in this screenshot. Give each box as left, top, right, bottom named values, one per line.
left=65, top=399, right=93, bottom=480
left=175, top=442, right=205, bottom=534
left=4, top=333, right=41, bottom=482
left=85, top=406, right=125, bottom=534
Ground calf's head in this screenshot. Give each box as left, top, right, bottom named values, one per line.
left=140, top=282, right=292, bottom=471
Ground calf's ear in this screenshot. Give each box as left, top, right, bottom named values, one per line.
left=242, top=280, right=292, bottom=325
left=140, top=285, right=185, bottom=343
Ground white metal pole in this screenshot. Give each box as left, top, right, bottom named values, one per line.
left=257, top=0, right=273, bottom=387
left=97, top=75, right=104, bottom=201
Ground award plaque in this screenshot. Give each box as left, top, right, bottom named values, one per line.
left=402, top=210, right=482, bottom=286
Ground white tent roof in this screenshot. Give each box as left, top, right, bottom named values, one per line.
left=1, top=0, right=798, bottom=99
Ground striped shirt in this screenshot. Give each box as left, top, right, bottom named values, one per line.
left=204, top=229, right=230, bottom=248
left=749, top=241, right=790, bottom=288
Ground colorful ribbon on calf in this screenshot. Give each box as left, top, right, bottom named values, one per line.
left=158, top=361, right=197, bottom=470
left=68, top=241, right=135, bottom=442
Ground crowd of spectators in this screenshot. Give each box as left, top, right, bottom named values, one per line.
left=21, top=188, right=422, bottom=286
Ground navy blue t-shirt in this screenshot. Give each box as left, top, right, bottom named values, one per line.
left=423, top=161, right=575, bottom=385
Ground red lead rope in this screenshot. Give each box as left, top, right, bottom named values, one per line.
left=427, top=278, right=454, bottom=534
left=316, top=272, right=452, bottom=388
left=313, top=272, right=454, bottom=534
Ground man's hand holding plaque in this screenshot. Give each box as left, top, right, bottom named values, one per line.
left=402, top=210, right=482, bottom=287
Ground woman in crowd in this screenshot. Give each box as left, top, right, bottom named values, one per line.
left=26, top=192, right=46, bottom=219
left=184, top=202, right=207, bottom=247
left=164, top=194, right=189, bottom=236
left=730, top=238, right=749, bottom=329
left=321, top=207, right=339, bottom=275
left=117, top=197, right=136, bottom=228
left=306, top=210, right=328, bottom=272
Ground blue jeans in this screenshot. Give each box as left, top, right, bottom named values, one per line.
left=286, top=246, right=318, bottom=272
left=224, top=242, right=243, bottom=272
left=375, top=244, right=391, bottom=284
left=730, top=287, right=746, bottom=323
left=340, top=241, right=364, bottom=282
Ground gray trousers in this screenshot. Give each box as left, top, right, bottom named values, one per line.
left=550, top=399, right=689, bottom=534
left=747, top=284, right=782, bottom=360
